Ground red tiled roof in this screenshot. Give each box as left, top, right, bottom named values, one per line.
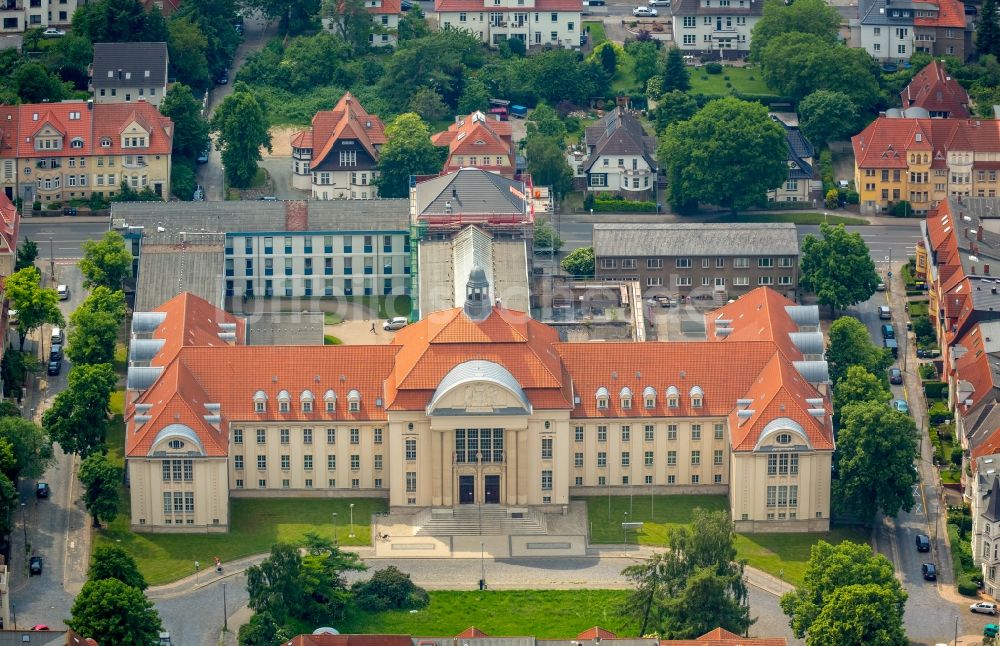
left=436, top=0, right=580, bottom=10
left=288, top=636, right=413, bottom=646
left=369, top=0, right=401, bottom=13
left=852, top=116, right=1000, bottom=170
left=0, top=100, right=173, bottom=159
left=290, top=129, right=312, bottom=149
left=147, top=292, right=244, bottom=368
left=914, top=0, right=966, bottom=27
left=432, top=112, right=515, bottom=176
left=456, top=627, right=489, bottom=638
left=305, top=92, right=387, bottom=167
left=0, top=191, right=18, bottom=256
left=661, top=626, right=787, bottom=645
left=705, top=288, right=803, bottom=362
left=578, top=627, right=618, bottom=640
left=901, top=60, right=970, bottom=117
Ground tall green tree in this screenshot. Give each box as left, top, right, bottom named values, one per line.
left=89, top=545, right=148, bottom=591
left=247, top=0, right=320, bottom=34
left=653, top=90, right=698, bottom=134
left=322, top=0, right=377, bottom=52
left=42, top=363, right=117, bottom=457
left=398, top=5, right=431, bottom=40
left=80, top=231, right=132, bottom=291
left=14, top=62, right=66, bottom=104
left=79, top=452, right=123, bottom=528
left=67, top=287, right=126, bottom=366
left=167, top=18, right=211, bottom=91
left=561, top=246, right=594, bottom=276
left=662, top=46, right=690, bottom=93
left=375, top=112, right=444, bottom=198
left=977, top=0, right=1000, bottom=59
left=211, top=84, right=272, bottom=189
left=750, top=0, right=841, bottom=62
left=599, top=42, right=618, bottom=75
left=760, top=34, right=880, bottom=110
left=457, top=77, right=490, bottom=114
left=800, top=223, right=880, bottom=315
left=825, top=316, right=892, bottom=386
left=408, top=87, right=448, bottom=121
left=0, top=416, right=53, bottom=480
left=526, top=103, right=568, bottom=145
left=798, top=90, right=859, bottom=148
left=378, top=29, right=487, bottom=111
left=781, top=540, right=906, bottom=643
left=5, top=267, right=64, bottom=351
left=628, top=40, right=661, bottom=90
left=68, top=578, right=162, bottom=645
left=238, top=611, right=289, bottom=646
left=834, top=400, right=918, bottom=522
left=526, top=136, right=573, bottom=199
left=833, top=365, right=891, bottom=411
left=15, top=238, right=38, bottom=272
left=160, top=84, right=210, bottom=162
left=659, top=98, right=786, bottom=212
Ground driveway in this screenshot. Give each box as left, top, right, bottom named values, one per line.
left=257, top=158, right=308, bottom=201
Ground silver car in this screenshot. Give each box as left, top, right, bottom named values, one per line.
left=971, top=602, right=999, bottom=615
left=632, top=6, right=658, bottom=16
left=383, top=317, right=408, bottom=331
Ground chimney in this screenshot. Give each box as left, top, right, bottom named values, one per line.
left=979, top=225, right=985, bottom=241
left=87, top=99, right=93, bottom=111
left=987, top=264, right=991, bottom=276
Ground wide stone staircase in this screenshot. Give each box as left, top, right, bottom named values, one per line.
left=414, top=505, right=547, bottom=536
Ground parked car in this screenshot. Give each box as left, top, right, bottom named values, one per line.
left=216, top=71, right=229, bottom=85
left=915, top=533, right=930, bottom=552
left=648, top=0, right=670, bottom=5
left=972, top=602, right=999, bottom=615
left=196, top=149, right=210, bottom=164
left=57, top=284, right=69, bottom=301
left=889, top=367, right=903, bottom=384
left=384, top=316, right=408, bottom=331
left=893, top=399, right=909, bottom=414
left=193, top=185, right=205, bottom=201
left=42, top=28, right=65, bottom=37
left=884, top=337, right=898, bottom=357
left=47, top=359, right=61, bottom=376
left=585, top=0, right=606, bottom=5
left=50, top=343, right=63, bottom=360
left=877, top=281, right=886, bottom=291
left=29, top=556, right=42, bottom=576
left=401, top=0, right=413, bottom=9
left=30, top=625, right=49, bottom=631
left=922, top=562, right=937, bottom=580
left=879, top=305, right=892, bottom=320
left=881, top=323, right=895, bottom=339
left=62, top=207, right=77, bottom=216
left=632, top=5, right=657, bottom=15
left=36, top=482, right=49, bottom=499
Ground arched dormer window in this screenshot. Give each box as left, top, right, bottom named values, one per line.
left=690, top=385, right=703, bottom=408
left=348, top=389, right=361, bottom=412
left=277, top=390, right=290, bottom=412
left=643, top=386, right=656, bottom=409
left=324, top=389, right=336, bottom=413
left=253, top=390, right=267, bottom=413
left=301, top=390, right=314, bottom=413
left=100, top=136, right=111, bottom=148
left=666, top=385, right=679, bottom=408
left=619, top=386, right=632, bottom=410
left=595, top=386, right=609, bottom=410
left=70, top=137, right=84, bottom=149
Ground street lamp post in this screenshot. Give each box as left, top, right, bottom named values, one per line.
left=48, top=237, right=54, bottom=286
left=332, top=512, right=338, bottom=545
left=222, top=583, right=228, bottom=632
left=349, top=503, right=355, bottom=538
left=623, top=511, right=629, bottom=557
left=480, top=542, right=486, bottom=591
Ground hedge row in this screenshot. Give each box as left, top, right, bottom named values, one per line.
left=924, top=381, right=947, bottom=399
left=592, top=199, right=657, bottom=213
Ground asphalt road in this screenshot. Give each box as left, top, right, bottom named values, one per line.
left=18, top=219, right=110, bottom=260
left=10, top=263, right=89, bottom=631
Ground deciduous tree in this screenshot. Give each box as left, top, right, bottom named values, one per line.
left=0, top=416, right=53, bottom=480
left=161, top=84, right=210, bottom=162
left=798, top=90, right=858, bottom=148
left=80, top=231, right=132, bottom=291
left=210, top=83, right=272, bottom=189
left=15, top=238, right=38, bottom=272
left=659, top=98, right=786, bottom=212
left=781, top=540, right=906, bottom=643
left=750, top=0, right=841, bottom=62
left=245, top=0, right=320, bottom=34
left=760, top=33, right=879, bottom=110
left=79, top=452, right=122, bottom=528
left=834, top=400, right=918, bottom=522
left=526, top=103, right=568, bottom=145
left=458, top=77, right=490, bottom=114
left=43, top=363, right=116, bottom=457
left=67, top=287, right=126, bottom=366
left=6, top=267, right=64, bottom=351
left=408, top=87, right=448, bottom=121
left=526, top=135, right=573, bottom=199
left=825, top=316, right=892, bottom=386
left=561, top=246, right=594, bottom=276
left=68, top=578, right=162, bottom=645
left=375, top=112, right=444, bottom=198
left=653, top=90, right=697, bottom=134
left=800, top=223, right=880, bottom=315
left=14, top=62, right=66, bottom=104
left=534, top=220, right=564, bottom=253
left=833, top=365, right=891, bottom=411
left=352, top=565, right=429, bottom=611
left=167, top=18, right=211, bottom=91
left=322, top=0, right=376, bottom=52
left=89, top=545, right=147, bottom=591
left=628, top=40, right=661, bottom=90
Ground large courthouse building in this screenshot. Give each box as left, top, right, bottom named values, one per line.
left=124, top=273, right=834, bottom=535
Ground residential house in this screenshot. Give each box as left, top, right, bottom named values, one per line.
left=0, top=193, right=16, bottom=410
left=323, top=0, right=401, bottom=46
left=0, top=100, right=174, bottom=205
left=290, top=93, right=387, bottom=200
left=900, top=59, right=971, bottom=118
left=410, top=167, right=534, bottom=228
left=855, top=0, right=968, bottom=62
left=123, top=281, right=832, bottom=532
left=0, top=630, right=97, bottom=646
left=593, top=223, right=799, bottom=300
left=431, top=111, right=515, bottom=178
left=435, top=0, right=582, bottom=49
left=973, top=457, right=1000, bottom=599
left=569, top=108, right=656, bottom=200
left=851, top=114, right=1000, bottom=215
left=669, top=0, right=762, bottom=58
left=0, top=0, right=75, bottom=34
left=767, top=114, right=821, bottom=205
left=90, top=42, right=170, bottom=107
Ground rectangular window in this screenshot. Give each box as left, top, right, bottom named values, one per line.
left=667, top=451, right=677, bottom=466
left=328, top=455, right=336, bottom=470
left=667, top=424, right=677, bottom=440
left=303, top=428, right=313, bottom=444
left=621, top=451, right=630, bottom=466
left=597, top=452, right=607, bottom=467
left=374, top=454, right=382, bottom=470
left=691, top=450, right=701, bottom=465
left=350, top=428, right=360, bottom=444
left=575, top=426, right=584, bottom=442
left=406, top=472, right=417, bottom=492
left=304, top=455, right=313, bottom=470
left=575, top=452, right=584, bottom=467
left=256, top=429, right=266, bottom=444
left=541, top=437, right=553, bottom=459
left=281, top=455, right=290, bottom=470
left=714, top=423, right=724, bottom=440
left=713, top=449, right=723, bottom=465
left=621, top=426, right=630, bottom=442
left=234, top=456, right=244, bottom=470
left=597, top=425, right=607, bottom=442
left=541, top=470, right=553, bottom=490
left=373, top=428, right=383, bottom=444
left=691, top=424, right=701, bottom=440
left=233, top=428, right=243, bottom=444
left=405, top=438, right=417, bottom=460
left=280, top=428, right=289, bottom=444
left=350, top=454, right=360, bottom=470
left=644, top=425, right=654, bottom=442
left=667, top=474, right=676, bottom=484
left=644, top=451, right=654, bottom=466
left=257, top=455, right=267, bottom=470
left=676, top=258, right=691, bottom=268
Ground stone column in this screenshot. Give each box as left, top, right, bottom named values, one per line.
left=431, top=430, right=443, bottom=507
left=442, top=429, right=454, bottom=506
left=506, top=428, right=517, bottom=504
left=517, top=430, right=529, bottom=505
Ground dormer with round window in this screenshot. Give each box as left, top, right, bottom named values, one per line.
left=70, top=137, right=84, bottom=149
left=101, top=136, right=112, bottom=148
left=348, top=389, right=361, bottom=412
left=666, top=385, right=679, bottom=408
left=301, top=390, right=314, bottom=413
left=253, top=390, right=267, bottom=413
left=324, top=389, right=336, bottom=412
left=690, top=385, right=703, bottom=408
left=596, top=386, right=609, bottom=410
left=619, top=386, right=632, bottom=410
left=277, top=390, right=290, bottom=413
left=643, top=386, right=656, bottom=409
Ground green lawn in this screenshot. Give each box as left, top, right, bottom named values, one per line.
left=96, top=498, right=387, bottom=585
left=338, top=590, right=636, bottom=637
left=689, top=66, right=774, bottom=96
left=734, top=527, right=870, bottom=586
left=908, top=300, right=929, bottom=317
left=583, top=20, right=606, bottom=45
left=712, top=212, right=868, bottom=226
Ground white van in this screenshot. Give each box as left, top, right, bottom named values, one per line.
left=50, top=327, right=63, bottom=345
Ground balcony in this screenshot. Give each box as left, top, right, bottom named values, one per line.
left=122, top=159, right=147, bottom=169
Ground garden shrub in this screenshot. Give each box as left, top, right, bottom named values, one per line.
left=951, top=445, right=964, bottom=467
left=924, top=381, right=947, bottom=399
left=705, top=62, right=723, bottom=74
left=957, top=574, right=979, bottom=596
left=928, top=401, right=951, bottom=425
left=919, top=363, right=936, bottom=380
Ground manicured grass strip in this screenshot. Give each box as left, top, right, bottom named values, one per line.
left=583, top=21, right=606, bottom=45
left=581, top=494, right=728, bottom=544
left=689, top=66, right=774, bottom=96
left=713, top=212, right=868, bottom=226
left=338, top=590, right=637, bottom=638
left=96, top=498, right=387, bottom=585
left=734, top=526, right=870, bottom=587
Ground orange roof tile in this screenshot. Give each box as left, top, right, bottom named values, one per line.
left=306, top=93, right=387, bottom=167
left=148, top=292, right=245, bottom=368
left=914, top=0, right=966, bottom=27
left=901, top=60, right=970, bottom=117
left=433, top=112, right=515, bottom=176
left=852, top=116, right=1000, bottom=170
left=705, top=287, right=804, bottom=362
left=577, top=627, right=618, bottom=640
left=456, top=627, right=488, bottom=638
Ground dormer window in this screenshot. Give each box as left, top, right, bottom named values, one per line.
left=301, top=390, right=314, bottom=412
left=643, top=386, right=656, bottom=409
left=596, top=386, right=609, bottom=410
left=619, top=387, right=632, bottom=410
left=348, top=389, right=361, bottom=412
left=666, top=386, right=679, bottom=408
left=277, top=390, right=290, bottom=412
left=168, top=440, right=184, bottom=449
left=70, top=137, right=84, bottom=149
left=776, top=433, right=792, bottom=445
left=101, top=137, right=111, bottom=148
left=324, top=389, right=336, bottom=412
left=690, top=386, right=703, bottom=408
left=253, top=390, right=267, bottom=413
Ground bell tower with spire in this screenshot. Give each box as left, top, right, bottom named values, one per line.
left=463, top=265, right=491, bottom=321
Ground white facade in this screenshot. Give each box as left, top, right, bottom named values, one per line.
left=583, top=153, right=655, bottom=194
left=0, top=0, right=75, bottom=33
left=858, top=23, right=913, bottom=61
left=311, top=170, right=380, bottom=200
left=370, top=8, right=399, bottom=47
left=670, top=2, right=760, bottom=55
left=973, top=457, right=1000, bottom=599
left=436, top=1, right=582, bottom=49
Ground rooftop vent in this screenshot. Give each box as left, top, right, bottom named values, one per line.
left=808, top=408, right=826, bottom=418
left=736, top=409, right=754, bottom=419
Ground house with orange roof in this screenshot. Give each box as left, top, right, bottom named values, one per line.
left=324, top=0, right=401, bottom=46
left=856, top=0, right=969, bottom=62
left=0, top=100, right=173, bottom=205
left=432, top=112, right=515, bottom=178
left=0, top=193, right=17, bottom=406
left=124, top=261, right=832, bottom=532
left=290, top=93, right=387, bottom=200
left=435, top=0, right=582, bottom=49
left=851, top=114, right=1000, bottom=215
left=900, top=60, right=970, bottom=118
